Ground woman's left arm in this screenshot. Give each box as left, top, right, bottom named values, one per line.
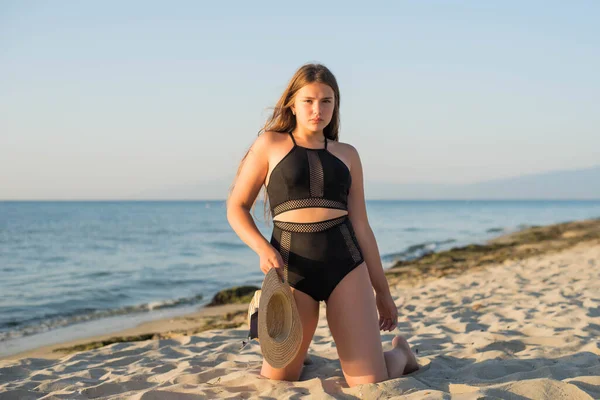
left=346, top=145, right=397, bottom=331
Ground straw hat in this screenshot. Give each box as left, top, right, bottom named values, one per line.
left=257, top=267, right=303, bottom=368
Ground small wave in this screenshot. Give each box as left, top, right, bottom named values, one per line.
left=43, top=256, right=68, bottom=263
left=516, top=223, right=539, bottom=231
left=86, top=271, right=112, bottom=278
left=88, top=244, right=118, bottom=251
left=0, top=293, right=205, bottom=342
left=381, top=238, right=457, bottom=267
left=145, top=229, right=186, bottom=236
left=210, top=241, right=247, bottom=250
left=138, top=278, right=206, bottom=288
left=201, top=228, right=231, bottom=233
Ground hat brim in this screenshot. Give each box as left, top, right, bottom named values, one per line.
left=258, top=268, right=303, bottom=368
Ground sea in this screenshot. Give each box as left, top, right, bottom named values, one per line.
left=1, top=200, right=599, bottom=357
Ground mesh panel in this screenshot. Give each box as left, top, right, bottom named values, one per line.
left=273, top=198, right=346, bottom=216
left=274, top=215, right=347, bottom=233
left=307, top=151, right=324, bottom=197
left=280, top=231, right=291, bottom=282
left=339, top=224, right=363, bottom=263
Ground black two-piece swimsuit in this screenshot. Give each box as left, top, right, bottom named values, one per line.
left=267, top=132, right=365, bottom=302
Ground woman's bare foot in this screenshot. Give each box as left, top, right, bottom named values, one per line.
left=383, top=336, right=408, bottom=379
left=392, top=336, right=420, bottom=375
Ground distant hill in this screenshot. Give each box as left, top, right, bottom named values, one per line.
left=366, top=165, right=600, bottom=200
left=128, top=165, right=600, bottom=200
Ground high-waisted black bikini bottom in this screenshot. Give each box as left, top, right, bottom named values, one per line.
left=269, top=215, right=365, bottom=302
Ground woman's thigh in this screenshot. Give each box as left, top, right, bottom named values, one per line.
left=325, top=262, right=388, bottom=386
left=260, top=287, right=319, bottom=381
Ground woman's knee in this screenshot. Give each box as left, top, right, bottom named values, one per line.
left=345, top=372, right=389, bottom=388
left=260, top=330, right=312, bottom=381
left=260, top=288, right=319, bottom=382
left=260, top=358, right=304, bottom=382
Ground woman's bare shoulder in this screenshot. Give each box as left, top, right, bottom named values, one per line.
left=335, top=140, right=357, bottom=149
left=252, top=131, right=288, bottom=150
left=331, top=140, right=359, bottom=157
left=246, top=131, right=277, bottom=157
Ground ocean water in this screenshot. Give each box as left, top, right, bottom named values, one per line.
left=1, top=200, right=599, bottom=356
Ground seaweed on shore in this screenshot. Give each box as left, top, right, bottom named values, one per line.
left=207, top=285, right=260, bottom=307
left=384, top=217, right=600, bottom=286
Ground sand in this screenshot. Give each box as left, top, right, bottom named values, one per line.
left=1, top=242, right=599, bottom=399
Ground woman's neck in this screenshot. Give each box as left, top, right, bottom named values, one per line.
left=291, top=127, right=325, bottom=145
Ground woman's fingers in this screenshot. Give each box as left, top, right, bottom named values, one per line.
left=379, top=317, right=389, bottom=331
left=263, top=259, right=277, bottom=275
left=381, top=316, right=398, bottom=331
left=388, top=318, right=396, bottom=331
left=380, top=313, right=399, bottom=331
left=384, top=319, right=393, bottom=331
left=270, top=262, right=284, bottom=282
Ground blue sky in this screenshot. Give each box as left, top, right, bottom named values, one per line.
left=1, top=1, right=598, bottom=200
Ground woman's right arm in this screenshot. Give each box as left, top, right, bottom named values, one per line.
left=226, top=133, right=284, bottom=277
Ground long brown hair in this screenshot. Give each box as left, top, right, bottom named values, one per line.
left=227, top=63, right=341, bottom=224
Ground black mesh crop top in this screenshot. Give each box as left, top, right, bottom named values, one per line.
left=266, top=132, right=352, bottom=217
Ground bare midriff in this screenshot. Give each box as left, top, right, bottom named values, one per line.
left=272, top=208, right=348, bottom=223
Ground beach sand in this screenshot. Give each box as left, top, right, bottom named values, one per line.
left=1, top=224, right=599, bottom=399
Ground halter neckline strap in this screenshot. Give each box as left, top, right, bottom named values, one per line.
left=288, top=132, right=327, bottom=150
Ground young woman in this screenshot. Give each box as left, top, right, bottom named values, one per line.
left=226, top=63, right=419, bottom=387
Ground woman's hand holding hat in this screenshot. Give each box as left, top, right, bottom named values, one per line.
left=258, top=244, right=285, bottom=282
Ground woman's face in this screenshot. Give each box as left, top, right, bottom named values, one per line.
left=291, top=82, right=335, bottom=134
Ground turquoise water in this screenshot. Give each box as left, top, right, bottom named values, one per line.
left=1, top=200, right=599, bottom=355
